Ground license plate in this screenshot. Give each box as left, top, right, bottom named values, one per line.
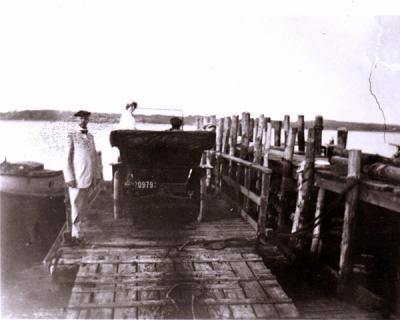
left=132, top=180, right=158, bottom=189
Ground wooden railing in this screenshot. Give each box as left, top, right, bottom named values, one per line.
left=198, top=112, right=400, bottom=311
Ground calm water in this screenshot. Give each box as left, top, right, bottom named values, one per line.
left=0, top=120, right=399, bottom=180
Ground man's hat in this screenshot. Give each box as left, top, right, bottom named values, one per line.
left=74, top=110, right=91, bottom=117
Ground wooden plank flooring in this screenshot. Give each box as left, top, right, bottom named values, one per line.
left=56, top=192, right=299, bottom=319
left=53, top=189, right=383, bottom=319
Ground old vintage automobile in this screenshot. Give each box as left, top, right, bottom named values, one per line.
left=110, top=128, right=216, bottom=221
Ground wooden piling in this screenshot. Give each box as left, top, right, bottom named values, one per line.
left=257, top=115, right=265, bottom=142
left=210, top=115, right=217, bottom=126
left=253, top=118, right=259, bottom=143
left=215, top=118, right=224, bottom=153
left=240, top=113, right=251, bottom=211
left=113, top=169, right=122, bottom=219
left=277, top=127, right=297, bottom=233
left=283, top=115, right=290, bottom=147
left=222, top=117, right=231, bottom=155
left=337, top=127, right=348, bottom=149
left=215, top=118, right=224, bottom=194
left=310, top=188, right=326, bottom=258
left=240, top=112, right=250, bottom=160
left=198, top=169, right=207, bottom=223
left=243, top=166, right=251, bottom=212
left=291, top=128, right=316, bottom=252
left=263, top=122, right=272, bottom=167
left=253, top=117, right=264, bottom=192
left=264, top=117, right=271, bottom=145
left=253, top=117, right=264, bottom=166
left=314, top=115, right=324, bottom=156
left=297, top=115, right=305, bottom=152
left=284, top=128, right=297, bottom=161
left=203, top=116, right=209, bottom=128
left=196, top=117, right=202, bottom=130
left=249, top=118, right=255, bottom=142
left=228, top=115, right=239, bottom=177
left=272, top=121, right=282, bottom=147
left=338, top=149, right=362, bottom=296
left=257, top=171, right=271, bottom=240
left=216, top=117, right=231, bottom=194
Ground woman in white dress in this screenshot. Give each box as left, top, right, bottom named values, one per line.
left=117, top=101, right=137, bottom=129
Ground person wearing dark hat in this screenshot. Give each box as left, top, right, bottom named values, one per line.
left=63, top=110, right=101, bottom=245
left=168, top=117, right=183, bottom=131
left=117, top=101, right=137, bottom=129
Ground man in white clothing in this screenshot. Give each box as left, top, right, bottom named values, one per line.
left=64, top=110, right=101, bottom=244
left=117, top=101, right=137, bottom=129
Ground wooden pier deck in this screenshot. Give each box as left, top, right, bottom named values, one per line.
left=53, top=189, right=299, bottom=319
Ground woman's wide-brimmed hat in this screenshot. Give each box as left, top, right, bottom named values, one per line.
left=126, top=102, right=138, bottom=110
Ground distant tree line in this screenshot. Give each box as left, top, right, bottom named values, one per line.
left=303, top=119, right=400, bottom=132
left=0, top=109, right=398, bottom=132
left=0, top=109, right=200, bottom=125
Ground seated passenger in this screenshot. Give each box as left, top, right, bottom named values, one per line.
left=117, top=101, right=137, bottom=129
left=168, top=117, right=183, bottom=131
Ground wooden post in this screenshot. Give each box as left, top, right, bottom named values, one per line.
left=253, top=116, right=264, bottom=191
left=249, top=118, right=255, bottom=142
left=284, top=127, right=297, bottom=160
left=240, top=113, right=251, bottom=210
left=222, top=117, right=231, bottom=154
left=337, top=127, right=348, bottom=149
left=314, top=115, right=324, bottom=156
left=297, top=115, right=305, bottom=152
left=113, top=168, right=122, bottom=219
left=215, top=118, right=224, bottom=194
left=263, top=122, right=272, bottom=167
left=240, top=112, right=250, bottom=160
left=215, top=118, right=224, bottom=153
left=278, top=127, right=297, bottom=233
left=272, top=121, right=282, bottom=147
left=243, top=166, right=251, bottom=212
left=338, top=149, right=362, bottom=296
left=198, top=169, right=207, bottom=222
left=291, top=128, right=315, bottom=251
left=210, top=115, right=217, bottom=126
left=196, top=117, right=202, bottom=130
left=253, top=118, right=259, bottom=143
left=263, top=117, right=271, bottom=145
left=283, top=115, right=290, bottom=147
left=228, top=115, right=239, bottom=177
left=257, top=115, right=265, bottom=142
left=310, top=188, right=326, bottom=258
left=253, top=118, right=263, bottom=165
left=216, top=117, right=231, bottom=194
left=202, top=116, right=209, bottom=128
left=257, top=171, right=271, bottom=241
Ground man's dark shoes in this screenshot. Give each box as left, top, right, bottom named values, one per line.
left=62, top=234, right=86, bottom=246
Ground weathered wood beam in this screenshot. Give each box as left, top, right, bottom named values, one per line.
left=338, top=149, right=362, bottom=296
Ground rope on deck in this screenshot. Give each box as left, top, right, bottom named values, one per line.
left=166, top=282, right=205, bottom=320
left=164, top=236, right=257, bottom=258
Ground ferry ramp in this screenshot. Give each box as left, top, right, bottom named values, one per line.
left=54, top=187, right=299, bottom=319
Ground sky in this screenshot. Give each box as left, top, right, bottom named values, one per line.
left=0, top=1, right=400, bottom=125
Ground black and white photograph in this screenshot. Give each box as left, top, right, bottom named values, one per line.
left=0, top=1, right=399, bottom=319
